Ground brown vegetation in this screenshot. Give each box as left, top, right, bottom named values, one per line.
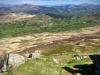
left=0, top=25, right=100, bottom=57
left=0, top=13, right=35, bottom=23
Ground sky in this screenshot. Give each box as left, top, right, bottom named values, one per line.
left=0, top=0, right=100, bottom=5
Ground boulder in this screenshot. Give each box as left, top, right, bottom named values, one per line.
left=8, top=54, right=26, bottom=68
left=76, top=73, right=81, bottom=75
left=74, top=55, right=81, bottom=60
left=53, top=58, right=58, bottom=63
left=29, top=53, right=40, bottom=58
left=0, top=55, right=8, bottom=72
left=0, top=53, right=26, bottom=72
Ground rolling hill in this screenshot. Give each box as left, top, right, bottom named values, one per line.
left=0, top=4, right=100, bottom=15
left=0, top=3, right=100, bottom=75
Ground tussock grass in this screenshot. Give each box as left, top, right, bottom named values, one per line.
left=4, top=56, right=64, bottom=75
left=43, top=44, right=74, bottom=56
left=4, top=54, right=92, bottom=75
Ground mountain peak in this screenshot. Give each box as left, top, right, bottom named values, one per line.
left=80, top=3, right=94, bottom=6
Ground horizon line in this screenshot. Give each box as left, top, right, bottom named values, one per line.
left=0, top=3, right=100, bottom=6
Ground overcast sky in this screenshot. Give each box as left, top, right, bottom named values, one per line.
left=0, top=0, right=100, bottom=5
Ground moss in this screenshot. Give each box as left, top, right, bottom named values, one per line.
left=4, top=55, right=92, bottom=75
left=76, top=44, right=100, bottom=53
left=43, top=44, right=74, bottom=56
left=90, top=44, right=100, bottom=53
left=4, top=57, right=64, bottom=75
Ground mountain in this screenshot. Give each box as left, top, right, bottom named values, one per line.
left=0, top=4, right=100, bottom=15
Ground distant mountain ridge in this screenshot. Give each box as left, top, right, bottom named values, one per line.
left=0, top=4, right=14, bottom=7
left=0, top=4, right=100, bottom=15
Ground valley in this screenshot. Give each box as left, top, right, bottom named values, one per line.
left=0, top=25, right=100, bottom=57
left=1, top=25, right=100, bottom=75
left=0, top=3, right=100, bottom=75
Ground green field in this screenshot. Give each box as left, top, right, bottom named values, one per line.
left=0, top=13, right=99, bottom=38
left=1, top=13, right=100, bottom=75
left=4, top=54, right=92, bottom=75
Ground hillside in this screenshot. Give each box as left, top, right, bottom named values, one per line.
left=0, top=13, right=35, bottom=23
left=0, top=24, right=100, bottom=56
left=0, top=4, right=100, bottom=75
left=0, top=13, right=100, bottom=57
left=1, top=25, right=100, bottom=75
left=0, top=4, right=100, bottom=14
left=0, top=13, right=100, bottom=39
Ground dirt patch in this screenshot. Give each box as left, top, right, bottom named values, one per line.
left=0, top=26, right=100, bottom=57
left=0, top=13, right=36, bottom=23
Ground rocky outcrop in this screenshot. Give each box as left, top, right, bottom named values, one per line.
left=73, top=55, right=88, bottom=60
left=0, top=54, right=26, bottom=72
left=29, top=53, right=40, bottom=58
left=8, top=54, right=26, bottom=67
left=0, top=52, right=41, bottom=73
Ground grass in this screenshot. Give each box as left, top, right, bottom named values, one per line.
left=1, top=37, right=99, bottom=75
left=4, top=56, right=64, bottom=75
left=0, top=13, right=99, bottom=39
left=2, top=39, right=100, bottom=75
left=43, top=43, right=100, bottom=56
left=43, top=44, right=74, bottom=56
left=3, top=54, right=92, bottom=75
left=67, top=58, right=92, bottom=66
left=77, top=44, right=100, bottom=53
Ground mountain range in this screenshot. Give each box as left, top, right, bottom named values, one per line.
left=0, top=4, right=100, bottom=15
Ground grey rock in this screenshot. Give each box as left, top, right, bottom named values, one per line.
left=0, top=55, right=8, bottom=72
left=29, top=53, right=40, bottom=58
left=0, top=53, right=26, bottom=72
left=74, top=55, right=81, bottom=60
left=8, top=54, right=26, bottom=68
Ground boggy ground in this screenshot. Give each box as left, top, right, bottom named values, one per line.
left=0, top=25, right=100, bottom=58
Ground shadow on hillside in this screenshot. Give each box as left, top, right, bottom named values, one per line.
left=62, top=64, right=95, bottom=75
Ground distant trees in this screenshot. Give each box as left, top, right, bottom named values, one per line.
left=0, top=13, right=99, bottom=39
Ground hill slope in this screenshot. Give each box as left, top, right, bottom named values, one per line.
left=0, top=4, right=100, bottom=14
left=0, top=13, right=35, bottom=23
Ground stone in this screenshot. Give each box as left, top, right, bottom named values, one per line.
left=8, top=54, right=26, bottom=68
left=0, top=56, right=8, bottom=72
left=53, top=58, right=58, bottom=63
left=29, top=53, right=40, bottom=58
left=83, top=55, right=87, bottom=59
left=74, top=55, right=81, bottom=60
left=76, top=73, right=81, bottom=75
left=0, top=53, right=26, bottom=72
